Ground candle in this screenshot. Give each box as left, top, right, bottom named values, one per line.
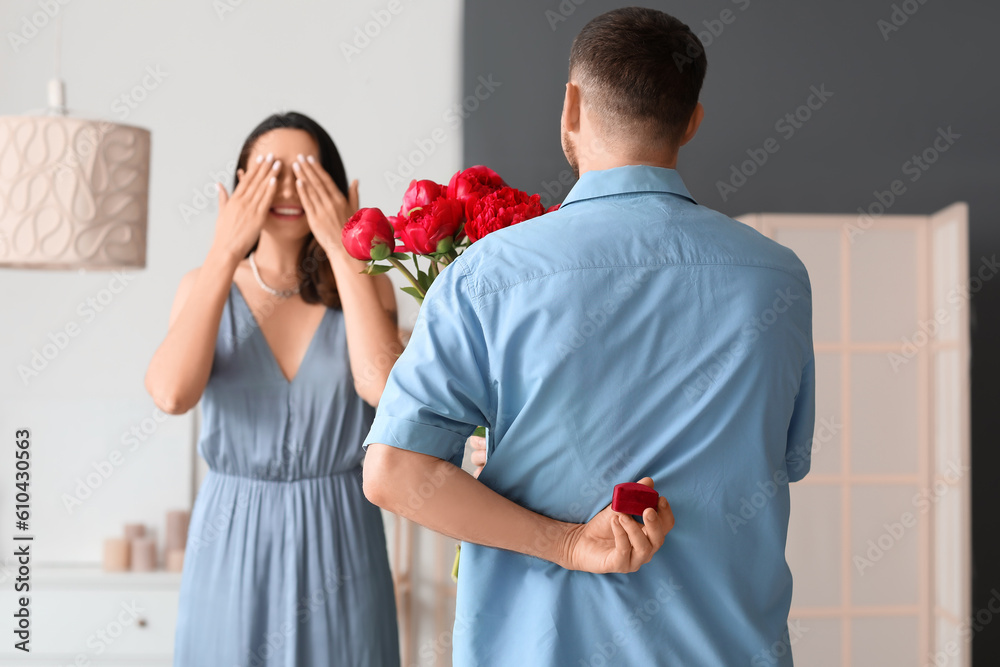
left=124, top=523, right=146, bottom=541
left=166, top=510, right=190, bottom=552
left=130, top=537, right=157, bottom=572
left=103, top=538, right=130, bottom=572
left=165, top=549, right=185, bottom=573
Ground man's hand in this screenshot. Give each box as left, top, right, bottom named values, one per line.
left=560, top=477, right=674, bottom=573
left=364, top=445, right=673, bottom=574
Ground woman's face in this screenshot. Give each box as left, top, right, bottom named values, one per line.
left=246, top=128, right=320, bottom=242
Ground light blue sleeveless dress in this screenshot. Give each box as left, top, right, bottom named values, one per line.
left=172, top=283, right=399, bottom=666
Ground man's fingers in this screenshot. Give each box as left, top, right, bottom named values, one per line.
left=658, top=496, right=675, bottom=533
left=609, top=513, right=631, bottom=565
left=642, top=497, right=675, bottom=549
left=635, top=476, right=655, bottom=489
left=618, top=513, right=653, bottom=564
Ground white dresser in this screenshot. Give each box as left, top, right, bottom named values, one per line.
left=0, top=566, right=181, bottom=665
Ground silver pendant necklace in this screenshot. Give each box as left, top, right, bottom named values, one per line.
left=249, top=252, right=300, bottom=299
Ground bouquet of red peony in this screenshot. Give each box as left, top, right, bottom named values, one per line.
left=342, top=166, right=556, bottom=304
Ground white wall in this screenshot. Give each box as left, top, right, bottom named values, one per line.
left=1, top=0, right=462, bottom=556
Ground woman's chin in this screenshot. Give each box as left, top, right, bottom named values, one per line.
left=263, top=216, right=311, bottom=239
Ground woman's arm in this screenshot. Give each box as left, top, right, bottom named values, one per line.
left=144, top=251, right=240, bottom=414
left=144, top=154, right=280, bottom=414
left=330, top=260, right=401, bottom=406
left=294, top=156, right=402, bottom=407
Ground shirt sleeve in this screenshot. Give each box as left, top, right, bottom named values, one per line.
left=785, top=355, right=815, bottom=483
left=363, top=259, right=492, bottom=468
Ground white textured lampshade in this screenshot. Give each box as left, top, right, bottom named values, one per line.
left=0, top=115, right=150, bottom=269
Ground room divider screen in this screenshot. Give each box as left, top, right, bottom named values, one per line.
left=739, top=203, right=972, bottom=667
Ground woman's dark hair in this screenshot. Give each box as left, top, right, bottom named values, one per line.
left=234, top=111, right=346, bottom=309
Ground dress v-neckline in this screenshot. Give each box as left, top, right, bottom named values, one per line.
left=231, top=283, right=328, bottom=385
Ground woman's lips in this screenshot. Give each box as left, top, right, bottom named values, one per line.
left=270, top=206, right=304, bottom=220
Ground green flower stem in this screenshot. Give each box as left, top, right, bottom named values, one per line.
left=388, top=257, right=425, bottom=297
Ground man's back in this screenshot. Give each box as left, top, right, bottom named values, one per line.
left=382, top=165, right=815, bottom=665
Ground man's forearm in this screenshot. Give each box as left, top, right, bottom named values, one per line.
left=363, top=443, right=576, bottom=568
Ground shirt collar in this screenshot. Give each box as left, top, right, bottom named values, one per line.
left=561, top=165, right=696, bottom=208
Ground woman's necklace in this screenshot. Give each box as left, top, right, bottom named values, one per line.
left=249, top=252, right=300, bottom=299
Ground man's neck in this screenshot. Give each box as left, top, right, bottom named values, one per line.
left=577, top=154, right=678, bottom=176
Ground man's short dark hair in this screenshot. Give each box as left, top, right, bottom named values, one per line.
left=569, top=7, right=707, bottom=147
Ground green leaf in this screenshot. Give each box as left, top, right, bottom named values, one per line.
left=390, top=252, right=411, bottom=261
left=473, top=426, right=487, bottom=438
left=362, top=263, right=392, bottom=276
left=417, top=268, right=434, bottom=291
left=400, top=286, right=424, bottom=301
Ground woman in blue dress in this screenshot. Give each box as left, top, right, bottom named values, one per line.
left=145, top=112, right=401, bottom=666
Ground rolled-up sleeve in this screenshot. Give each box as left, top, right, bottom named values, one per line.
left=363, top=259, right=492, bottom=468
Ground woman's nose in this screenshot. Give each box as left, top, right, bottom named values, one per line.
left=277, top=162, right=297, bottom=197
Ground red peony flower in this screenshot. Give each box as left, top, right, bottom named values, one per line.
left=396, top=198, right=464, bottom=255
left=401, top=179, right=444, bottom=216
left=447, top=166, right=506, bottom=220
left=342, top=208, right=395, bottom=261
left=465, top=186, right=545, bottom=244
left=546, top=203, right=561, bottom=213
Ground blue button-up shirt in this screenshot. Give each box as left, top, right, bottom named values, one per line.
left=365, top=165, right=814, bottom=666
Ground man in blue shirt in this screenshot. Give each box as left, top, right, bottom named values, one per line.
left=363, top=7, right=814, bottom=666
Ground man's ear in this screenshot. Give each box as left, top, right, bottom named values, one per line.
left=562, top=82, right=581, bottom=133
left=678, top=102, right=704, bottom=147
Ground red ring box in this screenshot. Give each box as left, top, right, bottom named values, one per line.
left=611, top=482, right=659, bottom=516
